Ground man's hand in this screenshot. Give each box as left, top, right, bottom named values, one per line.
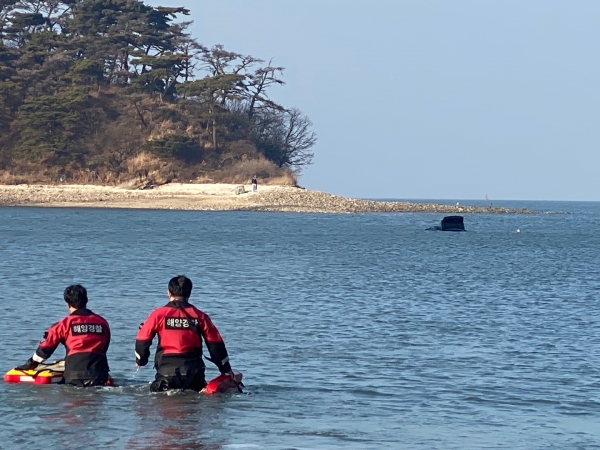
left=15, top=358, right=39, bottom=371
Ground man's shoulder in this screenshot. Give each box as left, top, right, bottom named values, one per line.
left=147, top=304, right=173, bottom=316
left=94, top=313, right=111, bottom=326
left=79, top=309, right=109, bottom=322
left=186, top=303, right=206, bottom=313
left=50, top=316, right=69, bottom=328
left=190, top=305, right=210, bottom=320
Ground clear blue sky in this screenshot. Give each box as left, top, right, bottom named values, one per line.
left=147, top=0, right=600, bottom=201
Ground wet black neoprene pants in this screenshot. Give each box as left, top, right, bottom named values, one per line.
left=150, top=369, right=206, bottom=392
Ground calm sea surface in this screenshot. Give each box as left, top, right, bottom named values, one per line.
left=0, top=200, right=599, bottom=449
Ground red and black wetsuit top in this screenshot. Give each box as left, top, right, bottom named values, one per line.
left=135, top=300, right=231, bottom=377
left=33, top=309, right=111, bottom=384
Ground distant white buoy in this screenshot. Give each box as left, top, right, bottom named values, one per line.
left=516, top=229, right=521, bottom=233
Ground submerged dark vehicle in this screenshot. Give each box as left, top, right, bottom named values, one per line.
left=426, top=215, right=466, bottom=232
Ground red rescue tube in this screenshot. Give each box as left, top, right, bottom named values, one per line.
left=204, top=371, right=243, bottom=394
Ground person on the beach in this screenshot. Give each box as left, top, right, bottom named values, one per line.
left=16, top=285, right=112, bottom=387
left=251, top=176, right=258, bottom=192
left=135, top=275, right=233, bottom=392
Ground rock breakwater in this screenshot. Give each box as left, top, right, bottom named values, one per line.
left=250, top=188, right=534, bottom=213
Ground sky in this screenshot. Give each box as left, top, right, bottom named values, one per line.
left=146, top=0, right=600, bottom=201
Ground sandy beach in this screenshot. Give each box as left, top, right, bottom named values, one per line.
left=0, top=183, right=534, bottom=214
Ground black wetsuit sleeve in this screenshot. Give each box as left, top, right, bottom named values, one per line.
left=206, top=341, right=232, bottom=373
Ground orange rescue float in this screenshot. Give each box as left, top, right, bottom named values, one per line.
left=4, top=360, right=114, bottom=386
left=4, top=360, right=65, bottom=384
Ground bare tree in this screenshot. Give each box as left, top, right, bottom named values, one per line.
left=280, top=107, right=316, bottom=167
left=251, top=107, right=316, bottom=170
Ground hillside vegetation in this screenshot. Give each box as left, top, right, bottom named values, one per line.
left=0, top=0, right=316, bottom=185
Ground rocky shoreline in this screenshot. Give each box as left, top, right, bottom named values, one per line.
left=251, top=189, right=535, bottom=214
left=0, top=184, right=536, bottom=214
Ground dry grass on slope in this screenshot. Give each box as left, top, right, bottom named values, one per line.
left=0, top=153, right=297, bottom=187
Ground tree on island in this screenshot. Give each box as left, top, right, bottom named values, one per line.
left=0, top=0, right=316, bottom=185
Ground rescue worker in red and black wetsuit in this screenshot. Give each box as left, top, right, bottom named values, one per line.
left=16, top=285, right=111, bottom=387
left=135, top=275, right=232, bottom=392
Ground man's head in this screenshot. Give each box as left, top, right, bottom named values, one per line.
left=64, top=284, right=88, bottom=309
left=168, top=275, right=193, bottom=300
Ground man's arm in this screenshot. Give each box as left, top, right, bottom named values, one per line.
left=105, top=322, right=111, bottom=353
left=17, top=321, right=64, bottom=370
left=135, top=313, right=157, bottom=367
left=199, top=313, right=232, bottom=374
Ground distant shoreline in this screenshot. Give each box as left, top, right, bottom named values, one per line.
left=0, top=183, right=537, bottom=214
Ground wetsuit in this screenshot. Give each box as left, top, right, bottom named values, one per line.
left=32, top=309, right=111, bottom=386
left=135, top=300, right=231, bottom=392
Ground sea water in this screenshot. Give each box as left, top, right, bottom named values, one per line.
left=0, top=201, right=599, bottom=449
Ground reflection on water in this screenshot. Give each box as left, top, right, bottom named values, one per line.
left=128, top=391, right=227, bottom=450
left=1, top=203, right=600, bottom=449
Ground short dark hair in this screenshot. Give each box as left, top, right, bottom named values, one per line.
left=168, top=275, right=193, bottom=299
left=64, top=285, right=88, bottom=309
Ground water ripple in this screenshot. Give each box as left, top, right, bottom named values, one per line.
left=1, top=203, right=600, bottom=448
